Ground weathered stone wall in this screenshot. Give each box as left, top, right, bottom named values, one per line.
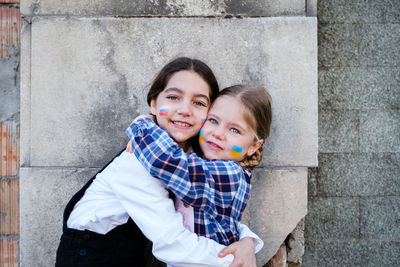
left=304, top=0, right=400, bottom=266
left=20, top=1, right=318, bottom=266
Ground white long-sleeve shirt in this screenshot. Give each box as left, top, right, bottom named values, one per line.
left=67, top=151, right=263, bottom=266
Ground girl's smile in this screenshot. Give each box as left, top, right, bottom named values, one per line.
left=150, top=70, right=211, bottom=148
left=205, top=140, right=223, bottom=151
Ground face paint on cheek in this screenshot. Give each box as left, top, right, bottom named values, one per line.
left=230, top=145, right=243, bottom=158
left=159, top=106, right=169, bottom=116
left=201, top=118, right=206, bottom=128
left=199, top=129, right=204, bottom=143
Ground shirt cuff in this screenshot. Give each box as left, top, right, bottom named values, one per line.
left=238, top=223, right=264, bottom=254
left=126, top=117, right=154, bottom=138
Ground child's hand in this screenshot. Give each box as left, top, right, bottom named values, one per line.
left=127, top=114, right=154, bottom=154
left=132, top=114, right=154, bottom=123
left=126, top=141, right=133, bottom=154
left=218, top=237, right=256, bottom=267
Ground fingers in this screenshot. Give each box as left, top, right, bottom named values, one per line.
left=126, top=141, right=133, bottom=154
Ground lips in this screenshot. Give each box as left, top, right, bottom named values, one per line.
left=172, top=120, right=192, bottom=128
left=206, top=140, right=223, bottom=151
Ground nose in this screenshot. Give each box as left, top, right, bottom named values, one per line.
left=177, top=101, right=192, bottom=116
left=212, top=126, right=225, bottom=140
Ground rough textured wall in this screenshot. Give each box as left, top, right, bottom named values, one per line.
left=0, top=2, right=21, bottom=266
left=304, top=0, right=400, bottom=266
left=20, top=1, right=318, bottom=266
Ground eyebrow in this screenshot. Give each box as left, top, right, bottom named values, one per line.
left=164, top=87, right=210, bottom=104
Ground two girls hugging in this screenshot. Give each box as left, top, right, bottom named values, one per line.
left=56, top=57, right=272, bottom=267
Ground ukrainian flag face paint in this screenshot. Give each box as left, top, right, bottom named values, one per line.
left=159, top=107, right=169, bottom=116
left=199, top=129, right=204, bottom=143
left=199, top=96, right=263, bottom=161
left=230, top=145, right=243, bottom=158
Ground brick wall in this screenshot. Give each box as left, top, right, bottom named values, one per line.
left=0, top=1, right=21, bottom=266
left=304, top=0, right=400, bottom=266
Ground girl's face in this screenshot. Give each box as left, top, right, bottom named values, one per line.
left=199, top=95, right=262, bottom=161
left=150, top=70, right=211, bottom=148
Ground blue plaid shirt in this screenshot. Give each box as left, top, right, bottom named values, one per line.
left=126, top=118, right=252, bottom=246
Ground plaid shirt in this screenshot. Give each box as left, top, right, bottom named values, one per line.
left=126, top=118, right=252, bottom=246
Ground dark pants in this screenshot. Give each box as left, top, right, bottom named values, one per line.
left=55, top=149, right=158, bottom=267
left=55, top=219, right=151, bottom=267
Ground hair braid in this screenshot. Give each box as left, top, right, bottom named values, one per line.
left=238, top=146, right=264, bottom=169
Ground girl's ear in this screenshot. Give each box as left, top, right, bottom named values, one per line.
left=150, top=99, right=157, bottom=116
left=246, top=139, right=264, bottom=157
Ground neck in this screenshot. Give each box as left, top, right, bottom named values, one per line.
left=178, top=141, right=189, bottom=152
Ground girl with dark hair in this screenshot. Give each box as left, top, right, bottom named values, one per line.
left=55, top=58, right=262, bottom=267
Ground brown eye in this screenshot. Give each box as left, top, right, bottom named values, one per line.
left=167, top=95, right=178, bottom=101
left=194, top=101, right=207, bottom=107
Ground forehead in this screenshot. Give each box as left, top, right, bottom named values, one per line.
left=164, top=70, right=210, bottom=97
left=209, top=95, right=255, bottom=130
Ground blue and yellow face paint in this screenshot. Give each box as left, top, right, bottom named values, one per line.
left=230, top=145, right=243, bottom=158
left=199, top=129, right=204, bottom=143
left=159, top=107, right=169, bottom=116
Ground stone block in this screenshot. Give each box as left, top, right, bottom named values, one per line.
left=360, top=24, right=400, bottom=67
left=318, top=67, right=361, bottom=110
left=319, top=67, right=400, bottom=110
left=316, top=240, right=362, bottom=266
left=359, top=240, right=400, bottom=266
left=307, top=167, right=318, bottom=197
left=301, top=238, right=316, bottom=267
left=318, top=0, right=385, bottom=23
left=223, top=0, right=305, bottom=16
left=319, top=109, right=359, bottom=153
left=356, top=67, right=400, bottom=109
left=305, top=197, right=359, bottom=240
left=369, top=0, right=400, bottom=23
left=20, top=167, right=99, bottom=267
left=21, top=0, right=305, bottom=17
left=360, top=109, right=400, bottom=152
left=25, top=17, right=317, bottom=168
left=20, top=20, right=31, bottom=167
left=318, top=23, right=360, bottom=67
left=318, top=153, right=400, bottom=196
left=306, top=0, right=317, bottom=17
left=247, top=168, right=307, bottom=265
left=360, top=196, right=400, bottom=239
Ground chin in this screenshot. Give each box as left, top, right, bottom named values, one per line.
left=171, top=135, right=190, bottom=144
left=203, top=152, right=219, bottom=160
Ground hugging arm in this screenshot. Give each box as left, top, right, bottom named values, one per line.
left=126, top=118, right=248, bottom=217
left=106, top=151, right=234, bottom=266
left=126, top=117, right=263, bottom=252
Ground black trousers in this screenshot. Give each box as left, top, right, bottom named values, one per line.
left=55, top=149, right=155, bottom=267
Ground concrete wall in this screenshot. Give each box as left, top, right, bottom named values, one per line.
left=20, top=1, right=318, bottom=266
left=304, top=0, right=400, bottom=266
